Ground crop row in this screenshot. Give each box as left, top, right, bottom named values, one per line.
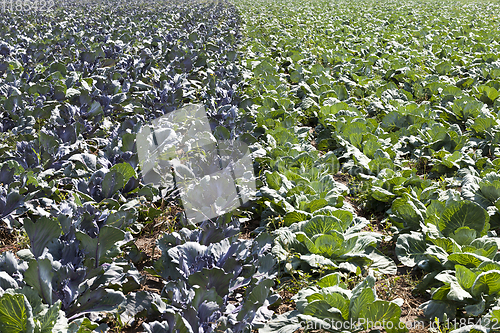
left=0, top=0, right=278, bottom=332
left=233, top=0, right=500, bottom=332
left=2, top=0, right=500, bottom=332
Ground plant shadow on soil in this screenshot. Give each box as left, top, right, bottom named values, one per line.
left=134, top=204, right=184, bottom=293
left=0, top=224, right=30, bottom=256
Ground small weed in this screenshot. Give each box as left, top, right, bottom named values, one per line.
left=103, top=312, right=127, bottom=333
left=18, top=231, right=30, bottom=250
left=377, top=274, right=399, bottom=300
left=346, top=273, right=363, bottom=289
left=276, top=270, right=312, bottom=297
left=267, top=215, right=285, bottom=231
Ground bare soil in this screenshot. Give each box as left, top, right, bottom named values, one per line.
left=333, top=172, right=351, bottom=186
left=375, top=271, right=430, bottom=332
left=332, top=173, right=432, bottom=332
left=274, top=289, right=297, bottom=315
left=134, top=204, right=182, bottom=297
left=239, top=218, right=261, bottom=239
left=0, top=225, right=29, bottom=256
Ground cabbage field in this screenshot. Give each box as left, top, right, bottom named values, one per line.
left=1, top=0, right=500, bottom=332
